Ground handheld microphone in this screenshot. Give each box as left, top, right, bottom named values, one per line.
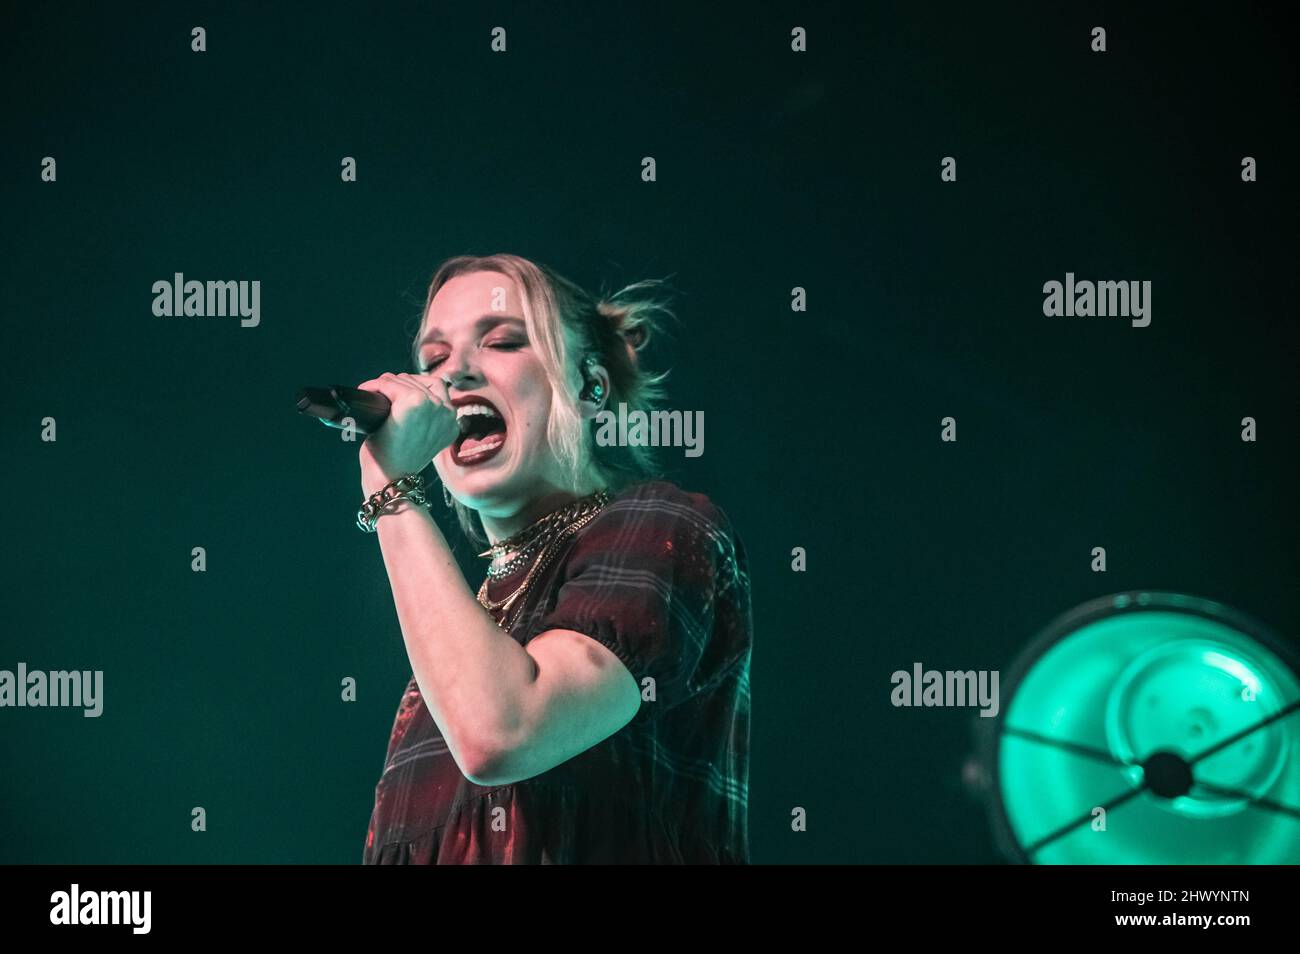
left=296, top=385, right=392, bottom=435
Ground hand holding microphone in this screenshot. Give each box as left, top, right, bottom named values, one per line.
left=350, top=372, right=460, bottom=486
left=297, top=373, right=460, bottom=493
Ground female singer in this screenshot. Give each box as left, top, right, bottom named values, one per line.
left=356, top=253, right=752, bottom=863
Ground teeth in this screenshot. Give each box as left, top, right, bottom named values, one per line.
left=455, top=403, right=505, bottom=436
left=456, top=404, right=500, bottom=420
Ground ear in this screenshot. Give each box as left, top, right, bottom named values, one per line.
left=578, top=362, right=611, bottom=420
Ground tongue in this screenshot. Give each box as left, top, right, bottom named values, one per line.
left=459, top=432, right=505, bottom=457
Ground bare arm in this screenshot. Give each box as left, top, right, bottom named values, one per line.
left=362, top=453, right=640, bottom=784
left=362, top=454, right=536, bottom=777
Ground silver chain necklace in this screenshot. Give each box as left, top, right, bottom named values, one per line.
left=485, top=536, right=547, bottom=580
left=481, top=490, right=611, bottom=581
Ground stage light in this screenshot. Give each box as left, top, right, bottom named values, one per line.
left=972, top=592, right=1300, bottom=863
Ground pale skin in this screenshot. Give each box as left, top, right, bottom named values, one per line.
left=356, top=270, right=641, bottom=786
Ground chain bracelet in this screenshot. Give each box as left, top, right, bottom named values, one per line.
left=356, top=473, right=429, bottom=532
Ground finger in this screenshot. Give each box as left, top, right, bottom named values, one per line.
left=356, top=376, right=400, bottom=398
left=408, top=367, right=443, bottom=386
left=428, top=375, right=452, bottom=404
left=393, top=372, right=437, bottom=401
left=389, top=372, right=431, bottom=395
left=402, top=372, right=450, bottom=406
left=362, top=371, right=429, bottom=401
left=359, top=373, right=431, bottom=407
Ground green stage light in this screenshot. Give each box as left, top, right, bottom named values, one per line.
left=977, top=593, right=1300, bottom=864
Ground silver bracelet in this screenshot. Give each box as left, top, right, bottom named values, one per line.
left=356, top=473, right=428, bottom=532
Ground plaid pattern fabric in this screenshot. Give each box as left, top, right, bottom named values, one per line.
left=363, top=479, right=752, bottom=864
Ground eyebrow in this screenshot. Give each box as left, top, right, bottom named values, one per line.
left=418, top=315, right=525, bottom=348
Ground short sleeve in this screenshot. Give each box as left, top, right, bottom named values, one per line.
left=536, top=483, right=749, bottom=726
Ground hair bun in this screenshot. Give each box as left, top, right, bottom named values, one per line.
left=596, top=300, right=622, bottom=326
left=597, top=301, right=643, bottom=363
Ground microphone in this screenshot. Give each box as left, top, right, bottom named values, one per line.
left=296, top=385, right=392, bottom=435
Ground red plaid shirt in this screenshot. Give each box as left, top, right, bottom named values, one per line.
left=363, top=479, right=752, bottom=863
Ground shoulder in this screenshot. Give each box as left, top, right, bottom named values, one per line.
left=565, top=480, right=744, bottom=577
left=600, top=480, right=739, bottom=548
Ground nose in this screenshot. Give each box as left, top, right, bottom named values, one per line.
left=437, top=349, right=484, bottom=391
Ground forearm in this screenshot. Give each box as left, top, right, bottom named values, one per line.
left=363, top=466, right=537, bottom=776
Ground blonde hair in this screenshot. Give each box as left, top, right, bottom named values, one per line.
left=411, top=253, right=675, bottom=545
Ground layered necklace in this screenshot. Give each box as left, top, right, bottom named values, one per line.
left=475, top=489, right=611, bottom=630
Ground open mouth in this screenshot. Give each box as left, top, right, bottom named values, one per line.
left=451, top=400, right=507, bottom=467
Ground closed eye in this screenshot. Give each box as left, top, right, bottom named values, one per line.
left=419, top=339, right=524, bottom=372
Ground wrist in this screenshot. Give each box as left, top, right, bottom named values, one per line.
left=359, top=448, right=406, bottom=496
left=361, top=465, right=397, bottom=497
left=356, top=470, right=430, bottom=533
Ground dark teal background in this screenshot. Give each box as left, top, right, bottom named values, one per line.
left=2, top=1, right=1296, bottom=863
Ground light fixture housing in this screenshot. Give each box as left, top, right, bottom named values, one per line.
left=975, top=592, right=1300, bottom=864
